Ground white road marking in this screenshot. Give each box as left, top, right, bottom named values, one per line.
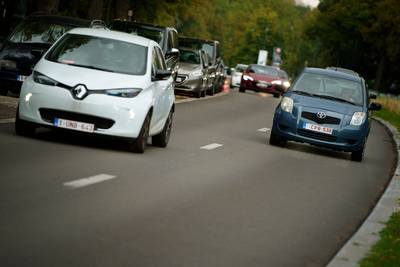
left=64, top=174, right=116, bottom=189
left=0, top=118, right=15, bottom=124
left=200, top=143, right=223, bottom=150
left=258, top=127, right=271, bottom=132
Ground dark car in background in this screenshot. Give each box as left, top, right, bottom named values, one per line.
left=109, top=20, right=180, bottom=78
left=0, top=14, right=91, bottom=96
left=175, top=48, right=210, bottom=98
left=179, top=36, right=223, bottom=95
left=270, top=67, right=381, bottom=161
left=239, top=64, right=285, bottom=97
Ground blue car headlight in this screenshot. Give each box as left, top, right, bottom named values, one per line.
left=280, top=97, right=294, bottom=113
left=350, top=112, right=366, bottom=126
left=106, top=88, right=142, bottom=98
left=33, top=71, right=58, bottom=86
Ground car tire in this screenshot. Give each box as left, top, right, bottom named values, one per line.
left=15, top=108, right=36, bottom=136
left=130, top=112, right=151, bottom=153
left=152, top=110, right=173, bottom=148
left=207, top=87, right=214, bottom=96
left=269, top=131, right=286, bottom=146
left=201, top=90, right=206, bottom=97
left=239, top=87, right=245, bottom=93
left=351, top=148, right=364, bottom=162
left=194, top=91, right=201, bottom=98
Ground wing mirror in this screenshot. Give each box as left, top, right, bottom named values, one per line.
left=369, top=102, right=381, bottom=111
left=165, top=48, right=179, bottom=58
left=154, top=69, right=172, bottom=81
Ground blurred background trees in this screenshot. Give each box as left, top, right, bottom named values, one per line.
left=1, top=0, right=399, bottom=91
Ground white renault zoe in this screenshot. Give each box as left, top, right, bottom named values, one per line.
left=16, top=28, right=175, bottom=153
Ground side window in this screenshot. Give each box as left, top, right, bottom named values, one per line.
left=215, top=42, right=220, bottom=59
left=167, top=31, right=173, bottom=51
left=153, top=46, right=166, bottom=73
left=172, top=31, right=178, bottom=49
left=151, top=48, right=158, bottom=77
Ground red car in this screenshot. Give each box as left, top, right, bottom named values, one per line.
left=239, top=64, right=285, bottom=97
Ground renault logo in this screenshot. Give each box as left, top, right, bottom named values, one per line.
left=317, top=112, right=327, bottom=119
left=72, top=84, right=88, bottom=100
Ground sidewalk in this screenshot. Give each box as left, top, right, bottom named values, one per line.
left=0, top=96, right=18, bottom=120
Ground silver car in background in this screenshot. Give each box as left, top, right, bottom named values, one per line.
left=175, top=48, right=210, bottom=98
left=231, top=64, right=248, bottom=88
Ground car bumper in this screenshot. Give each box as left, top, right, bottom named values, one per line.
left=272, top=109, right=368, bottom=152
left=175, top=77, right=204, bottom=93
left=240, top=80, right=281, bottom=93
left=19, top=77, right=152, bottom=139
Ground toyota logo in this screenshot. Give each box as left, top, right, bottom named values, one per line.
left=72, top=84, right=88, bottom=100
left=317, top=112, right=327, bottom=119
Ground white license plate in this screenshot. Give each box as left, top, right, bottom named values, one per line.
left=303, top=122, right=333, bottom=135
left=54, top=118, right=95, bottom=133
left=17, top=75, right=28, bottom=82
left=257, top=82, right=270, bottom=88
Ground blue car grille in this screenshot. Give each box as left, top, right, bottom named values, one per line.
left=297, top=128, right=337, bottom=142
left=301, top=111, right=340, bottom=125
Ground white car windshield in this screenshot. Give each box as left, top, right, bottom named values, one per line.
left=292, top=72, right=364, bottom=106
left=46, top=33, right=148, bottom=75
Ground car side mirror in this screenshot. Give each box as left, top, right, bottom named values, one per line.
left=165, top=48, right=179, bottom=58
left=369, top=102, right=381, bottom=111
left=369, top=93, right=377, bottom=99
left=154, top=69, right=172, bottom=81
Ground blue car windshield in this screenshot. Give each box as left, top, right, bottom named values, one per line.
left=292, top=73, right=364, bottom=106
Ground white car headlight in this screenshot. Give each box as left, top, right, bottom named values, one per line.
left=33, top=71, right=58, bottom=86
left=283, top=81, right=291, bottom=88
left=271, top=80, right=282, bottom=85
left=350, top=112, right=366, bottom=126
left=280, top=97, right=294, bottom=113
left=242, top=74, right=254, bottom=81
left=106, top=88, right=142, bottom=98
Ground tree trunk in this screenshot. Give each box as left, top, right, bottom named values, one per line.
left=88, top=0, right=104, bottom=20
left=115, top=0, right=130, bottom=20
left=374, top=53, right=386, bottom=92
left=37, top=0, right=59, bottom=14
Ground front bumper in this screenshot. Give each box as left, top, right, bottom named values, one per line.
left=175, top=75, right=204, bottom=93
left=240, top=79, right=281, bottom=93
left=272, top=108, right=368, bottom=152
left=19, top=77, right=152, bottom=139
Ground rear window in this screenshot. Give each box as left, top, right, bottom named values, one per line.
left=46, top=33, right=148, bottom=75
left=8, top=20, right=73, bottom=44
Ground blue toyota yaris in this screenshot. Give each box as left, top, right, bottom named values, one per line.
left=270, top=67, right=381, bottom=161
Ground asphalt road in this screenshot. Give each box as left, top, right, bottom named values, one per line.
left=0, top=91, right=395, bottom=267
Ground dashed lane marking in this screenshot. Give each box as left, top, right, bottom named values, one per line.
left=64, top=174, right=117, bottom=189
left=0, top=118, right=15, bottom=124
left=258, top=127, right=271, bottom=132
left=200, top=143, right=223, bottom=150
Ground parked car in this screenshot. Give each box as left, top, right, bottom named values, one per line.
left=175, top=48, right=209, bottom=98
left=109, top=20, right=180, bottom=79
left=16, top=27, right=175, bottom=153
left=270, top=67, right=381, bottom=161
left=239, top=64, right=284, bottom=97
left=230, top=64, right=248, bottom=88
left=179, top=36, right=223, bottom=95
left=0, top=14, right=91, bottom=96
left=278, top=69, right=291, bottom=92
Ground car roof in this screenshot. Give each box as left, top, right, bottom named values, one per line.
left=304, top=67, right=362, bottom=82
left=110, top=19, right=176, bottom=32
left=67, top=28, right=154, bottom=47
left=179, top=36, right=218, bottom=45
left=25, top=14, right=90, bottom=27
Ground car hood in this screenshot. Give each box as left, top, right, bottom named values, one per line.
left=178, top=62, right=201, bottom=74
left=247, top=73, right=279, bottom=82
left=286, top=92, right=364, bottom=115
left=0, top=41, right=51, bottom=69
left=34, top=59, right=149, bottom=89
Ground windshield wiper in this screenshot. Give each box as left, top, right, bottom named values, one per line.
left=292, top=90, right=315, bottom=97
left=65, top=63, right=116, bottom=73
left=313, top=94, right=356, bottom=105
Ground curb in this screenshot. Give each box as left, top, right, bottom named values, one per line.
left=327, top=117, right=400, bottom=267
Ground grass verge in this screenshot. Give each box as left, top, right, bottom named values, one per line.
left=359, top=96, right=400, bottom=267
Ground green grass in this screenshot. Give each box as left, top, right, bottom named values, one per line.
left=359, top=103, right=400, bottom=267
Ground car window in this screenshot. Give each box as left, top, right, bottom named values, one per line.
left=293, top=72, right=364, bottom=105
left=8, top=20, right=72, bottom=44
left=46, top=33, right=148, bottom=75
left=179, top=49, right=200, bottom=64
left=155, top=46, right=166, bottom=70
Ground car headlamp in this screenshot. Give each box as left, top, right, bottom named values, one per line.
left=350, top=112, right=366, bottom=126
left=33, top=71, right=58, bottom=86
left=191, top=69, right=203, bottom=77
left=280, top=97, right=294, bottom=113
left=242, top=74, right=254, bottom=81
left=283, top=81, right=291, bottom=88
left=106, top=88, right=142, bottom=98
left=0, top=59, right=17, bottom=69
left=271, top=80, right=282, bottom=85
